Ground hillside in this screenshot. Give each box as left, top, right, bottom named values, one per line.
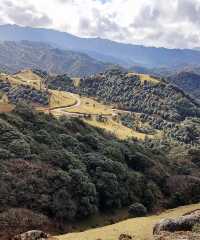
left=2, top=25, right=200, bottom=68
left=49, top=69, right=200, bottom=145
left=57, top=203, right=200, bottom=240
left=0, top=70, right=155, bottom=140
left=0, top=103, right=200, bottom=238
left=168, top=71, right=200, bottom=100
left=0, top=69, right=200, bottom=239
left=0, top=41, right=111, bottom=76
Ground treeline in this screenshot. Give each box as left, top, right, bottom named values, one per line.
left=0, top=79, right=49, bottom=105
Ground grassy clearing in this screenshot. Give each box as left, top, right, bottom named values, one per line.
left=0, top=103, right=14, bottom=113
left=36, top=91, right=77, bottom=112
left=57, top=203, right=200, bottom=240
left=85, top=118, right=149, bottom=140
left=1, top=70, right=162, bottom=141
left=0, top=70, right=43, bottom=89
left=49, top=90, right=77, bottom=108
left=71, top=77, right=81, bottom=87
left=127, top=72, right=160, bottom=85
left=65, top=95, right=113, bottom=115
left=13, top=70, right=42, bottom=89
left=0, top=73, right=23, bottom=87
left=0, top=92, right=14, bottom=113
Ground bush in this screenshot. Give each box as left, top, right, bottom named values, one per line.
left=0, top=208, right=51, bottom=238
left=9, top=139, right=31, bottom=157
left=192, top=223, right=200, bottom=233
left=128, top=203, right=147, bottom=217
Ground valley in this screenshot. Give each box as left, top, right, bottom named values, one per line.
left=1, top=67, right=200, bottom=238
left=1, top=1, right=200, bottom=238
left=0, top=70, right=200, bottom=240
left=0, top=69, right=161, bottom=140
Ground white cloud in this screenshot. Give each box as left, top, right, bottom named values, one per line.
left=0, top=0, right=200, bottom=48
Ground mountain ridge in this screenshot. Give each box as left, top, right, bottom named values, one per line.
left=0, top=40, right=112, bottom=76
left=1, top=24, right=200, bottom=68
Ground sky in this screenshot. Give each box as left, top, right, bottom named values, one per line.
left=0, top=0, right=200, bottom=49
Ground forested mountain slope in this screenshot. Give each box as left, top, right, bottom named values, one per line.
left=1, top=103, right=200, bottom=237
left=2, top=24, right=200, bottom=68
left=168, top=71, right=200, bottom=100
left=0, top=41, right=111, bottom=76
left=49, top=70, right=200, bottom=144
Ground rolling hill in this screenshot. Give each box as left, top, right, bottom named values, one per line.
left=49, top=69, right=200, bottom=144
left=1, top=24, right=200, bottom=68
left=168, top=71, right=200, bottom=100
left=1, top=102, right=200, bottom=239
left=0, top=41, right=111, bottom=76
left=0, top=68, right=200, bottom=240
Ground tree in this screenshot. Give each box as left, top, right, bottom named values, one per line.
left=128, top=203, right=147, bottom=217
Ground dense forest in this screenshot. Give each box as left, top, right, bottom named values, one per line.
left=0, top=103, right=200, bottom=237
left=168, top=71, right=200, bottom=101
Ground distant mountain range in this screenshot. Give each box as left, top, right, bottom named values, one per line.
left=0, top=41, right=111, bottom=76
left=1, top=24, right=200, bottom=69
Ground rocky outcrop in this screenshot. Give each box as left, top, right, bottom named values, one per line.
left=118, top=233, right=133, bottom=240
left=153, top=210, right=200, bottom=234
left=12, top=230, right=48, bottom=240
left=154, top=231, right=200, bottom=240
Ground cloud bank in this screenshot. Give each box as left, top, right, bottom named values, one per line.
left=0, top=0, right=200, bottom=48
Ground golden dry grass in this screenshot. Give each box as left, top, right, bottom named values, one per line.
left=57, top=203, right=200, bottom=240
left=13, top=70, right=42, bottom=89
left=0, top=70, right=77, bottom=110
left=71, top=77, right=81, bottom=87
left=85, top=118, right=153, bottom=140
left=65, top=95, right=113, bottom=115
left=0, top=103, right=14, bottom=112
left=36, top=91, right=77, bottom=113
left=127, top=72, right=160, bottom=85
left=1, top=70, right=162, bottom=141
left=0, top=73, right=23, bottom=87
left=49, top=90, right=77, bottom=108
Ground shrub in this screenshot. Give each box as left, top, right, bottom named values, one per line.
left=128, top=203, right=147, bottom=217
left=9, top=139, right=31, bottom=157
left=192, top=223, right=200, bottom=233
left=0, top=208, right=51, bottom=238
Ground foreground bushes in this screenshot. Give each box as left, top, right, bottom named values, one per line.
left=0, top=103, right=200, bottom=229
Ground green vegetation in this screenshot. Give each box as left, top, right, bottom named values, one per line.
left=0, top=79, right=49, bottom=105
left=0, top=68, right=200, bottom=238
left=0, top=41, right=111, bottom=76
left=0, top=103, right=200, bottom=236
left=168, top=71, right=200, bottom=101
left=49, top=69, right=200, bottom=145
left=128, top=203, right=147, bottom=217
left=3, top=69, right=200, bottom=240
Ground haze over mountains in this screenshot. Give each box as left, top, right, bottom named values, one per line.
left=0, top=40, right=111, bottom=76
left=1, top=24, right=200, bottom=70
